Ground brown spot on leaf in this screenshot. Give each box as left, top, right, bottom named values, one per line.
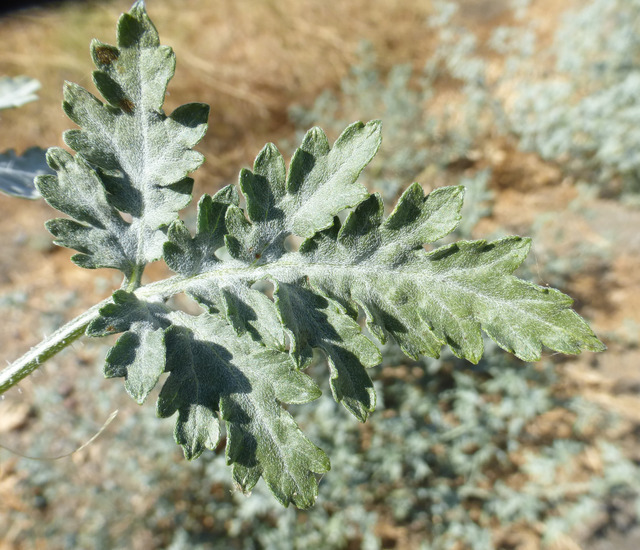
left=95, top=46, right=119, bottom=66
left=119, top=98, right=135, bottom=114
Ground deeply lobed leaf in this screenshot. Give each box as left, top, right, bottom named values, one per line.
left=88, top=291, right=329, bottom=508
left=298, top=190, right=605, bottom=364
left=36, top=1, right=605, bottom=510
left=36, top=0, right=208, bottom=282
left=226, top=120, right=381, bottom=263
left=155, top=167, right=604, bottom=436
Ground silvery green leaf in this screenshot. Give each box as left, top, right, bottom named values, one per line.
left=38, top=148, right=135, bottom=273
left=297, top=188, right=605, bottom=363
left=0, top=76, right=40, bottom=110
left=37, top=1, right=208, bottom=282
left=91, top=288, right=328, bottom=508
left=273, top=278, right=381, bottom=421
left=157, top=311, right=329, bottom=508
left=89, top=288, right=328, bottom=508
left=36, top=1, right=604, bottom=511
left=163, top=184, right=238, bottom=275
left=225, top=120, right=381, bottom=263
left=87, top=290, right=170, bottom=404
left=160, top=128, right=604, bottom=427
left=0, top=147, right=51, bottom=199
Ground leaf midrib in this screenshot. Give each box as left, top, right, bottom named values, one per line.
left=137, top=254, right=523, bottom=301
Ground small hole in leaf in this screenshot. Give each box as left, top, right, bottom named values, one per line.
left=167, top=293, right=204, bottom=316
left=251, top=279, right=274, bottom=301
left=284, top=235, right=302, bottom=252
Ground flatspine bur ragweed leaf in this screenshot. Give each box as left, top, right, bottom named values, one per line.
left=163, top=184, right=239, bottom=275
left=36, top=0, right=208, bottom=283
left=272, top=279, right=382, bottom=421
left=89, top=291, right=329, bottom=508
left=28, top=2, right=605, bottom=510
left=87, top=290, right=170, bottom=404
left=297, top=189, right=605, bottom=363
left=158, top=312, right=329, bottom=508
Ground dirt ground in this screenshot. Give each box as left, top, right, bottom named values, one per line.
left=0, top=0, right=639, bottom=548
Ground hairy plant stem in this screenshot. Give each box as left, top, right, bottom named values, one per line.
left=0, top=259, right=276, bottom=394
left=0, top=266, right=143, bottom=394
left=0, top=300, right=107, bottom=394
left=0, top=273, right=197, bottom=394
left=0, top=280, right=167, bottom=395
left=123, top=264, right=145, bottom=292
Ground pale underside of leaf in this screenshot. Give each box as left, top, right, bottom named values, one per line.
left=0, top=147, right=51, bottom=199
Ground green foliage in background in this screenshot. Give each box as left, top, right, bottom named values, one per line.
left=509, top=0, right=640, bottom=197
